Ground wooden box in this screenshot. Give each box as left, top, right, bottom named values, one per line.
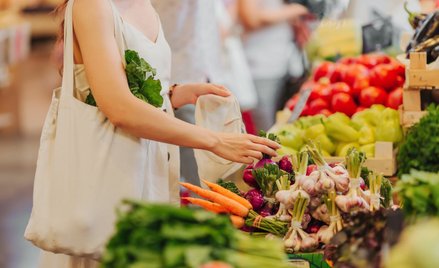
left=400, top=52, right=439, bottom=128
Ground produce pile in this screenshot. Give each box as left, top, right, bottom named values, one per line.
left=286, top=54, right=405, bottom=117
left=183, top=141, right=392, bottom=254
left=276, top=105, right=403, bottom=158
left=101, top=200, right=291, bottom=268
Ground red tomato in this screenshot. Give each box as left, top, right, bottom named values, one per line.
left=309, top=84, right=332, bottom=102
left=330, top=82, right=352, bottom=96
left=369, top=64, right=399, bottom=91
left=331, top=92, right=357, bottom=117
left=386, top=87, right=403, bottom=109
left=395, top=76, right=405, bottom=88
left=351, top=77, right=370, bottom=98
left=301, top=103, right=311, bottom=116
left=318, top=108, right=333, bottom=117
left=390, top=60, right=406, bottom=78
left=356, top=54, right=381, bottom=69
left=329, top=63, right=348, bottom=83
left=342, top=64, right=369, bottom=87
left=308, top=98, right=329, bottom=115
left=338, top=57, right=357, bottom=65
left=313, top=61, right=335, bottom=82
left=286, top=95, right=299, bottom=110
left=355, top=106, right=367, bottom=114
left=359, top=86, right=388, bottom=108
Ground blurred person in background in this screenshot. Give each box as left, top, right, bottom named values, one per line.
left=152, top=0, right=232, bottom=185
left=216, top=0, right=259, bottom=134
left=237, top=0, right=311, bottom=131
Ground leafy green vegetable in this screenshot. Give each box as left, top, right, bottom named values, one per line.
left=101, top=200, right=290, bottom=268
left=85, top=50, right=163, bottom=108
left=395, top=169, right=439, bottom=217
left=397, top=104, right=439, bottom=176
left=217, top=179, right=242, bottom=196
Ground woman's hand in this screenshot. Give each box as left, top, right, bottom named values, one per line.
left=170, top=83, right=231, bottom=109
left=207, top=133, right=281, bottom=165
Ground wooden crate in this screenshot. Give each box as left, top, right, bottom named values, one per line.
left=401, top=52, right=439, bottom=127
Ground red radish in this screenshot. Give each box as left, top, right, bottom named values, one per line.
left=359, top=86, right=388, bottom=108
left=331, top=92, right=357, bottom=117
left=386, top=87, right=403, bottom=110
left=243, top=168, right=258, bottom=188
left=254, top=158, right=276, bottom=169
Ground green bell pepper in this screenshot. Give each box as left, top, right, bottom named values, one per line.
left=314, top=134, right=336, bottom=155
left=336, top=142, right=360, bottom=157
left=324, top=116, right=360, bottom=142
left=277, top=145, right=297, bottom=157
left=375, top=108, right=403, bottom=143
left=360, top=143, right=375, bottom=158
left=278, top=129, right=304, bottom=151
left=304, top=124, right=325, bottom=140
left=358, top=124, right=376, bottom=145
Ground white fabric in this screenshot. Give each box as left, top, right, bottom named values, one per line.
left=243, top=0, right=295, bottom=79
left=194, top=95, right=245, bottom=183
left=24, top=0, right=180, bottom=264
left=215, top=0, right=258, bottom=111
left=152, top=0, right=224, bottom=84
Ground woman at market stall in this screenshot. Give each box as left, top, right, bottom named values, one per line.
left=237, top=0, right=311, bottom=131
left=24, top=0, right=280, bottom=267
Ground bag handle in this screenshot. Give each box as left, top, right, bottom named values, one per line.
left=60, top=0, right=127, bottom=102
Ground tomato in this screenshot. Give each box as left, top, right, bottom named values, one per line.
left=338, top=57, right=357, bottom=65
left=355, top=106, right=367, bottom=114
left=318, top=108, right=333, bottom=117
left=386, top=87, right=403, bottom=110
left=308, top=98, right=329, bottom=115
left=330, top=82, right=352, bottom=96
left=342, top=64, right=369, bottom=87
left=359, top=86, right=388, bottom=108
left=309, top=84, right=332, bottom=102
left=286, top=95, right=299, bottom=110
left=329, top=63, right=348, bottom=83
left=331, top=92, right=357, bottom=117
left=356, top=54, right=381, bottom=69
left=313, top=61, right=335, bottom=82
left=301, top=103, right=311, bottom=116
left=369, top=64, right=399, bottom=91
left=351, top=76, right=370, bottom=98
left=390, top=60, right=406, bottom=78
left=395, top=76, right=405, bottom=88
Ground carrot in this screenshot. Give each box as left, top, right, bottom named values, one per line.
left=182, top=197, right=229, bottom=214
left=180, top=182, right=249, bottom=217
left=201, top=179, right=253, bottom=210
left=230, top=215, right=245, bottom=229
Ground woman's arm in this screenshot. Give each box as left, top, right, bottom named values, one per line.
left=237, top=0, right=308, bottom=31
left=72, top=0, right=278, bottom=164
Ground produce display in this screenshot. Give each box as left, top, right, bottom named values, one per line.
left=101, top=200, right=291, bottom=268
left=183, top=140, right=392, bottom=256
left=276, top=105, right=403, bottom=158
left=286, top=54, right=405, bottom=117
left=405, top=5, right=439, bottom=64
left=397, top=105, right=439, bottom=176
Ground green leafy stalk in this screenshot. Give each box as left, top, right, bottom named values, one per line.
left=305, top=141, right=327, bottom=168
left=345, top=147, right=366, bottom=179
left=245, top=210, right=289, bottom=236
left=217, top=179, right=242, bottom=196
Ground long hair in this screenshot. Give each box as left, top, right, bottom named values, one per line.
left=53, top=0, right=69, bottom=71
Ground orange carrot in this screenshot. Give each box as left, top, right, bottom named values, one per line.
left=182, top=197, right=229, bottom=214
left=201, top=179, right=253, bottom=210
left=230, top=215, right=245, bottom=229
left=180, top=182, right=249, bottom=217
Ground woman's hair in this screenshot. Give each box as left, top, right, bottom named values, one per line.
left=55, top=0, right=69, bottom=42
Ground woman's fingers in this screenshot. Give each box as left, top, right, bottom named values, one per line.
left=208, top=84, right=231, bottom=97
left=250, top=144, right=277, bottom=158
left=248, top=135, right=281, bottom=150
left=246, top=150, right=263, bottom=160
left=238, top=156, right=254, bottom=165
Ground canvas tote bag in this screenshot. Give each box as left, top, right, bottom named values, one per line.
left=194, top=95, right=245, bottom=183
left=24, top=0, right=147, bottom=259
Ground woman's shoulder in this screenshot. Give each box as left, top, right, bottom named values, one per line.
left=72, top=0, right=114, bottom=29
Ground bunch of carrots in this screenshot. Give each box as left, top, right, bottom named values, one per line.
left=181, top=180, right=251, bottom=229
left=181, top=180, right=289, bottom=236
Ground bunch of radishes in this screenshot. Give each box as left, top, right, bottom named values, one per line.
left=241, top=141, right=386, bottom=253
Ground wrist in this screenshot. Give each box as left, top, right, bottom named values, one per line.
left=200, top=130, right=221, bottom=151
left=169, top=84, right=181, bottom=109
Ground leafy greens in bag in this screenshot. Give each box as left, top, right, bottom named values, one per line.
left=85, top=50, right=163, bottom=108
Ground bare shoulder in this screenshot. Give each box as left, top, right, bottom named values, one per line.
left=72, top=0, right=114, bottom=33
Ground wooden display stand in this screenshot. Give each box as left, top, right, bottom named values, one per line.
left=400, top=52, right=439, bottom=128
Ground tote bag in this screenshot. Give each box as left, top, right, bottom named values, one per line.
left=24, top=0, right=147, bottom=259
left=194, top=95, right=245, bottom=183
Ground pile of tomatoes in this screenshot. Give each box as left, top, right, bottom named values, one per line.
left=287, top=54, right=404, bottom=117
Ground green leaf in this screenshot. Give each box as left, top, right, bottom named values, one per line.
left=140, top=77, right=163, bottom=107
